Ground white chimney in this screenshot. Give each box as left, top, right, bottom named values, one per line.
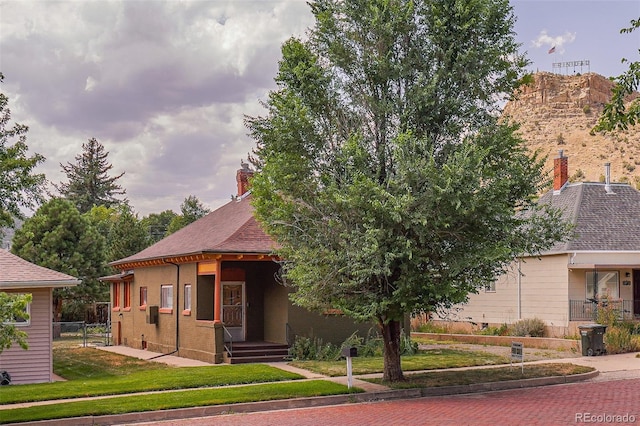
left=604, top=163, right=615, bottom=194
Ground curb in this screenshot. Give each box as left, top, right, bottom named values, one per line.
left=11, top=370, right=599, bottom=426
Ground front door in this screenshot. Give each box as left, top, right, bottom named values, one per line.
left=634, top=270, right=640, bottom=318
left=222, top=282, right=245, bottom=342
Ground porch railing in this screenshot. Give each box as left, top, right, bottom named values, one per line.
left=222, top=325, right=233, bottom=357
left=569, top=299, right=633, bottom=321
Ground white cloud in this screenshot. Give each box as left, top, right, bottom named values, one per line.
left=531, top=30, right=576, bottom=54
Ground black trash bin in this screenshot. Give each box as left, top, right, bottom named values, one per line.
left=578, top=324, right=607, bottom=356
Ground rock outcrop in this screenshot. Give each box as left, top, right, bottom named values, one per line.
left=502, top=72, right=640, bottom=187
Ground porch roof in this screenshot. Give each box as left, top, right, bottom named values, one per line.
left=567, top=263, right=640, bottom=270
left=111, top=194, right=277, bottom=269
left=0, top=249, right=81, bottom=289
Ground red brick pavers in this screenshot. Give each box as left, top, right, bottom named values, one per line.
left=142, top=378, right=640, bottom=426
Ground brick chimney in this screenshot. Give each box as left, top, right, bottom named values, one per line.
left=236, top=161, right=254, bottom=197
left=553, top=150, right=568, bottom=192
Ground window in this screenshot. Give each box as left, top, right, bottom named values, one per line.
left=183, top=284, right=192, bottom=314
left=586, top=271, right=619, bottom=299
left=113, top=283, right=121, bottom=310
left=161, top=285, right=173, bottom=312
left=4, top=294, right=31, bottom=326
left=139, top=286, right=148, bottom=309
left=485, top=281, right=496, bottom=293
left=123, top=282, right=131, bottom=310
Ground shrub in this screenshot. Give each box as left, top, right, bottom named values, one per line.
left=289, top=336, right=340, bottom=361
left=478, top=324, right=509, bottom=336
left=511, top=318, right=546, bottom=337
left=289, top=329, right=420, bottom=360
left=582, top=104, right=591, bottom=114
left=556, top=133, right=565, bottom=145
left=604, top=326, right=640, bottom=354
left=595, top=296, right=620, bottom=328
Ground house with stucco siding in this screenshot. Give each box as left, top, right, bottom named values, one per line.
left=104, top=164, right=373, bottom=364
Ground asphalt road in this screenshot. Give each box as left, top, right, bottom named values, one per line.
left=131, top=377, right=640, bottom=426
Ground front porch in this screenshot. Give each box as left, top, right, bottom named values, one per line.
left=569, top=299, right=635, bottom=321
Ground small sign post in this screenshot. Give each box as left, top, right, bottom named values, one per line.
left=511, top=342, right=524, bottom=374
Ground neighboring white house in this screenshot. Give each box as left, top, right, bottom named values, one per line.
left=434, top=152, right=640, bottom=337
left=0, top=249, right=80, bottom=384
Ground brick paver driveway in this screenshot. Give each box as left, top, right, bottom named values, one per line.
left=141, top=378, right=640, bottom=426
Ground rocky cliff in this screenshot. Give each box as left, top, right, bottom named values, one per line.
left=502, top=72, right=639, bottom=188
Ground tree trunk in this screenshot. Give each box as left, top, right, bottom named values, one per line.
left=380, top=318, right=405, bottom=382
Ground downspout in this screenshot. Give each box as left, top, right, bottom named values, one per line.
left=150, top=260, right=180, bottom=359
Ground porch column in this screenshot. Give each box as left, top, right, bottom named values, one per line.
left=214, top=258, right=222, bottom=324
left=213, top=258, right=224, bottom=363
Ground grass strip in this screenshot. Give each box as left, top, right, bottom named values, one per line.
left=290, top=349, right=509, bottom=376
left=1, top=380, right=357, bottom=424
left=0, top=364, right=302, bottom=404
left=366, top=363, right=594, bottom=388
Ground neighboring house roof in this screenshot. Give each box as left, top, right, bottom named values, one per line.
left=0, top=249, right=81, bottom=289
left=111, top=194, right=276, bottom=267
left=540, top=182, right=640, bottom=253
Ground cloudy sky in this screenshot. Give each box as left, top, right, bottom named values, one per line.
left=1, top=0, right=638, bottom=216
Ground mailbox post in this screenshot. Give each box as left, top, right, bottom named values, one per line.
left=341, top=347, right=358, bottom=389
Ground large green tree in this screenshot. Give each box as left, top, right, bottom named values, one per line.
left=165, top=195, right=210, bottom=236
left=11, top=198, right=107, bottom=321
left=107, top=204, right=149, bottom=262
left=0, top=73, right=46, bottom=231
left=56, top=138, right=126, bottom=214
left=0, top=292, right=32, bottom=353
left=141, top=210, right=178, bottom=243
left=246, top=0, right=570, bottom=382
left=593, top=18, right=640, bottom=132
left=86, top=204, right=150, bottom=263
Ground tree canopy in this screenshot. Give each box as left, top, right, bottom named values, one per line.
left=0, top=73, right=46, bottom=230
left=56, top=138, right=126, bottom=214
left=246, top=0, right=570, bottom=382
left=0, top=292, right=32, bottom=353
left=165, top=195, right=210, bottom=236
left=593, top=17, right=640, bottom=133
left=11, top=198, right=108, bottom=321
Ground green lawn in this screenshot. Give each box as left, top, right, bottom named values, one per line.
left=0, top=345, right=595, bottom=424
left=290, top=348, right=510, bottom=376
left=367, top=363, right=594, bottom=388
left=1, top=380, right=358, bottom=424
left=1, top=347, right=303, bottom=404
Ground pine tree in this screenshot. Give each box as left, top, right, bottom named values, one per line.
left=57, top=138, right=126, bottom=213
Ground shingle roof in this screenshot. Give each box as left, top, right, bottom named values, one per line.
left=539, top=182, right=640, bottom=252
left=111, top=194, right=276, bottom=266
left=0, top=249, right=81, bottom=289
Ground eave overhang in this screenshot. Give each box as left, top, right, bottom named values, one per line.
left=110, top=251, right=280, bottom=271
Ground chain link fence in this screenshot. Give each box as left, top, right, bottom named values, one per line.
left=52, top=321, right=112, bottom=347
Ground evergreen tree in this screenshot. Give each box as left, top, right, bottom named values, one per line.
left=57, top=138, right=126, bottom=213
